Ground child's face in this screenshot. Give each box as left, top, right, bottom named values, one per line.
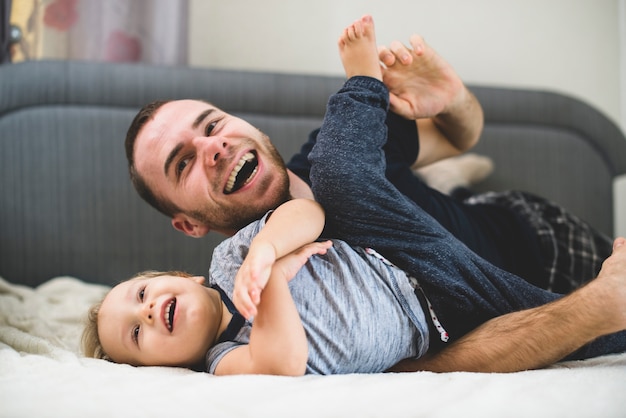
left=98, top=274, right=222, bottom=368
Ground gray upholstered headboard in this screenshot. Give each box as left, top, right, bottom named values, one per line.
left=1, top=60, right=625, bottom=287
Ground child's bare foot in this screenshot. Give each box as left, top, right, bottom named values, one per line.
left=378, top=34, right=466, bottom=119
left=338, top=15, right=382, bottom=82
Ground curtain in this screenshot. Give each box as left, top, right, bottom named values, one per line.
left=1, top=0, right=11, bottom=63
left=9, top=0, right=188, bottom=65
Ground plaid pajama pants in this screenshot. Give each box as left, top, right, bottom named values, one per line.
left=464, top=191, right=613, bottom=294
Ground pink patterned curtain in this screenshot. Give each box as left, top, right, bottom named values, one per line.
left=10, top=0, right=188, bottom=65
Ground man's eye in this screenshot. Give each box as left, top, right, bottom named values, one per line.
left=205, top=121, right=217, bottom=136
left=176, top=158, right=190, bottom=176
left=132, top=325, right=140, bottom=344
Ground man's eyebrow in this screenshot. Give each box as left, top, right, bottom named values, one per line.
left=192, top=108, right=214, bottom=129
left=164, top=142, right=184, bottom=178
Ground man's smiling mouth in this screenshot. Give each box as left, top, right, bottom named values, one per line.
left=224, top=151, right=258, bottom=194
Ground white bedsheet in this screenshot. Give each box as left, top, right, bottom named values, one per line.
left=1, top=276, right=625, bottom=418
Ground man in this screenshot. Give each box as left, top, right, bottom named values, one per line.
left=124, top=28, right=625, bottom=372
left=125, top=32, right=610, bottom=295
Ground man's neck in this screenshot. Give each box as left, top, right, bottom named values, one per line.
left=287, top=170, right=314, bottom=200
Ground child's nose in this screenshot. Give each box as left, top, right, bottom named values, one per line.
left=141, top=301, right=156, bottom=323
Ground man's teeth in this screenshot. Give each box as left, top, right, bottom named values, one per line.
left=164, top=299, right=175, bottom=332
left=225, top=152, right=257, bottom=193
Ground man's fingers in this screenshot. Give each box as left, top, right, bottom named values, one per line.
left=378, top=45, right=395, bottom=66
left=408, top=34, right=425, bottom=56
left=388, top=92, right=414, bottom=120
left=388, top=40, right=413, bottom=65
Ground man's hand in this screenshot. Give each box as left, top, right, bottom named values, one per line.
left=378, top=34, right=484, bottom=165
left=378, top=34, right=466, bottom=120
left=583, top=237, right=626, bottom=335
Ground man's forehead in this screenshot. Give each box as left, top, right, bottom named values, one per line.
left=135, top=100, right=214, bottom=169
left=154, top=99, right=218, bottom=127
left=167, top=98, right=216, bottom=112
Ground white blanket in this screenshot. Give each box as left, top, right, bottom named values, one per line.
left=1, top=276, right=625, bottom=418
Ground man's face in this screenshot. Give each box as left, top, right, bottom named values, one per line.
left=134, top=100, right=290, bottom=236
left=98, top=275, right=221, bottom=367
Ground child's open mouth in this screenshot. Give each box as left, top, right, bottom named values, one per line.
left=164, top=298, right=176, bottom=332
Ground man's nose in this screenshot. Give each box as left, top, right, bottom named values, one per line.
left=196, top=136, right=227, bottom=167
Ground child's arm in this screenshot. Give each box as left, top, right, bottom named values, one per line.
left=215, top=240, right=332, bottom=376
left=233, top=198, right=325, bottom=319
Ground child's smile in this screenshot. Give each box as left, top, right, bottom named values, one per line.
left=164, top=298, right=176, bottom=332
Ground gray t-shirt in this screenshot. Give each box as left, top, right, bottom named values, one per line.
left=206, top=213, right=429, bottom=375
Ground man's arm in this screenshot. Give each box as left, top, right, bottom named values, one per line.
left=233, top=198, right=325, bottom=319
left=415, top=86, right=484, bottom=169
left=390, top=238, right=626, bottom=373
left=379, top=35, right=484, bottom=168
left=215, top=241, right=332, bottom=376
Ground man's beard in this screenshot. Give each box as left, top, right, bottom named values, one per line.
left=192, top=172, right=290, bottom=232
left=190, top=135, right=291, bottom=232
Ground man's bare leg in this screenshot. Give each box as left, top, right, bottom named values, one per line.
left=389, top=237, right=626, bottom=373
left=338, top=15, right=382, bottom=82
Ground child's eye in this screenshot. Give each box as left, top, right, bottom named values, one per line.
left=205, top=121, right=217, bottom=136
left=132, top=325, right=140, bottom=344
left=138, top=286, right=145, bottom=302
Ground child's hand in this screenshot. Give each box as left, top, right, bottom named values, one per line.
left=233, top=240, right=277, bottom=319
left=234, top=240, right=332, bottom=320
left=273, top=240, right=333, bottom=284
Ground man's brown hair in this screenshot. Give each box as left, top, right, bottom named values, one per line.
left=124, top=100, right=182, bottom=218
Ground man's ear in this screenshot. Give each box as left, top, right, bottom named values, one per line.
left=171, top=214, right=210, bottom=238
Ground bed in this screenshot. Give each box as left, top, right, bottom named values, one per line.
left=1, top=60, right=626, bottom=417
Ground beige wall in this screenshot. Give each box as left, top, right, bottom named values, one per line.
left=189, top=0, right=626, bottom=235
left=189, top=0, right=623, bottom=131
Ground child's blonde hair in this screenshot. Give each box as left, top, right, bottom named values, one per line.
left=81, top=270, right=193, bottom=361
